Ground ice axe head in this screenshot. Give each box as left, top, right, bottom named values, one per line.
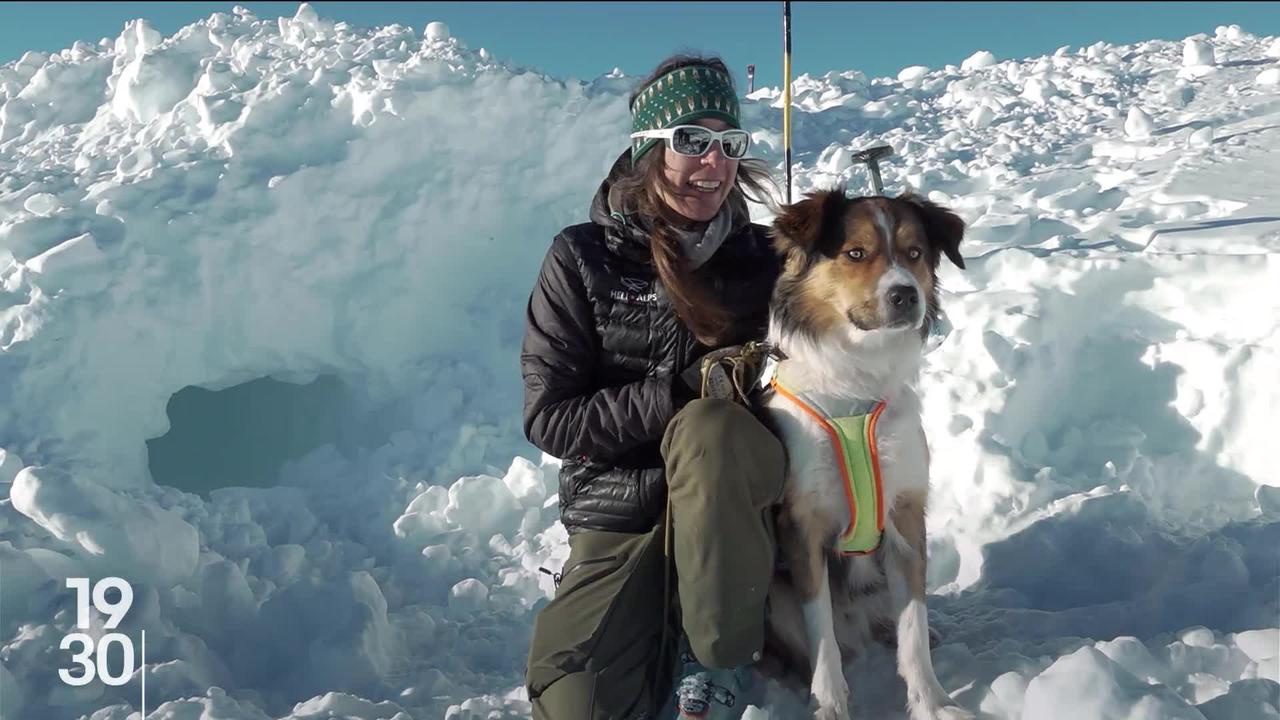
left=851, top=144, right=894, bottom=195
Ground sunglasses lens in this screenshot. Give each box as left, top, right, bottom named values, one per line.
left=670, top=126, right=712, bottom=156
left=721, top=130, right=750, bottom=158
left=668, top=127, right=751, bottom=158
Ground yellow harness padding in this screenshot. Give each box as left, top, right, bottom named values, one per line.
left=770, top=364, right=886, bottom=555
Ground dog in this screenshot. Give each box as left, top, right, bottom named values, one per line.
left=755, top=189, right=972, bottom=720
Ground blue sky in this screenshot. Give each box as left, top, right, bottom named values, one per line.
left=2, top=2, right=1277, bottom=91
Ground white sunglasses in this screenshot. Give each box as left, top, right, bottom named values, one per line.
left=630, top=125, right=752, bottom=159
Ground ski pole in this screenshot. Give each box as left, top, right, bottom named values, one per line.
left=783, top=0, right=792, bottom=205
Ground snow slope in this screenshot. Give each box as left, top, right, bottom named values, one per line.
left=1, top=5, right=1277, bottom=719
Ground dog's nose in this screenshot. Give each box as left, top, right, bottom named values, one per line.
left=887, top=285, right=919, bottom=308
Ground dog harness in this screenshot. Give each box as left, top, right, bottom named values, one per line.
left=769, top=362, right=886, bottom=555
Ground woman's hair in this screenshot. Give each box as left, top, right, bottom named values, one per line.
left=611, top=54, right=779, bottom=346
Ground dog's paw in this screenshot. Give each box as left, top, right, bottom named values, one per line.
left=909, top=704, right=974, bottom=720
left=810, top=676, right=850, bottom=720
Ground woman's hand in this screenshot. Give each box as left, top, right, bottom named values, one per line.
left=678, top=345, right=746, bottom=402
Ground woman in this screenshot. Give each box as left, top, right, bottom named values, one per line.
left=522, top=54, right=786, bottom=720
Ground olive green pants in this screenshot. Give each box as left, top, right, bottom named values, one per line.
left=525, top=398, right=787, bottom=720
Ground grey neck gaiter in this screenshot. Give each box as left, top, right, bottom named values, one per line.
left=673, top=204, right=734, bottom=270
left=607, top=182, right=738, bottom=270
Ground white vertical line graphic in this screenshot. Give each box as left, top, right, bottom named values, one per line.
left=141, top=629, right=146, bottom=718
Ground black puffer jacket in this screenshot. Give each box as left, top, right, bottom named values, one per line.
left=521, top=151, right=782, bottom=534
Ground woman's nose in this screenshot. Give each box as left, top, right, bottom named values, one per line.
left=702, top=142, right=725, bottom=167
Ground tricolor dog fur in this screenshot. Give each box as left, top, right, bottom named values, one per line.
left=757, top=189, right=973, bottom=720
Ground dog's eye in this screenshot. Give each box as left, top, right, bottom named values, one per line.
left=847, top=248, right=867, bottom=261
left=907, top=248, right=923, bottom=261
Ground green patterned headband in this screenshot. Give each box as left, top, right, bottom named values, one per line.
left=630, top=65, right=741, bottom=165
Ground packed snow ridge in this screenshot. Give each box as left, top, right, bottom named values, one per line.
left=1, top=4, right=1278, bottom=719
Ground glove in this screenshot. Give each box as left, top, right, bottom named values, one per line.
left=677, top=345, right=747, bottom=403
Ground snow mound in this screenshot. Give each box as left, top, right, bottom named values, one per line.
left=1, top=7, right=1278, bottom=720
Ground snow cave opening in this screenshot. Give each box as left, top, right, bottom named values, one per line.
left=146, top=373, right=404, bottom=495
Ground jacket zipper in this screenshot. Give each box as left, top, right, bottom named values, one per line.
left=659, top=276, right=684, bottom=378
left=674, top=336, right=685, bottom=388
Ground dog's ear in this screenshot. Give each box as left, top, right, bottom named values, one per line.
left=771, top=188, right=847, bottom=256
left=899, top=193, right=966, bottom=270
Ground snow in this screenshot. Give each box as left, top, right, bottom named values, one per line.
left=1184, top=37, right=1218, bottom=67
left=1188, top=126, right=1215, bottom=147
left=1124, top=106, right=1156, bottom=138
left=1023, top=647, right=1207, bottom=720
left=448, top=579, right=489, bottom=615
left=1234, top=630, right=1280, bottom=664
left=425, top=22, right=451, bottom=43
left=21, top=192, right=59, bottom=216
left=1259, top=485, right=1280, bottom=517
left=961, top=50, right=998, bottom=72
left=0, top=6, right=1278, bottom=720
left=966, top=103, right=995, bottom=129
left=897, top=66, right=929, bottom=90
left=10, top=466, right=199, bottom=585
